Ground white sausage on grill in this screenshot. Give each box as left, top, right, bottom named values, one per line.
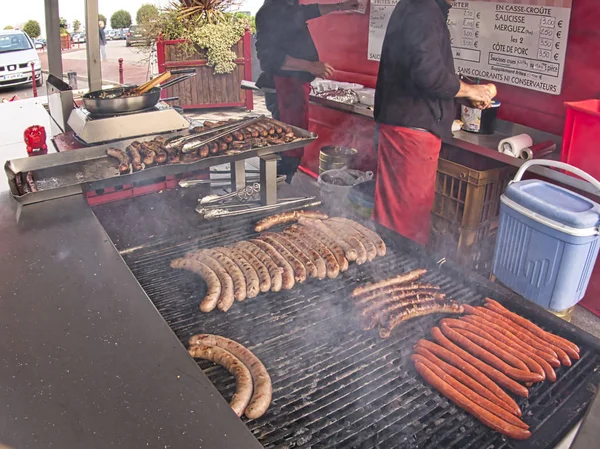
left=258, top=232, right=317, bottom=279
left=186, top=250, right=235, bottom=312
left=249, top=239, right=296, bottom=289
left=297, top=217, right=358, bottom=262
left=235, top=241, right=283, bottom=292
left=284, top=225, right=340, bottom=278
left=170, top=258, right=221, bottom=313
left=233, top=246, right=272, bottom=293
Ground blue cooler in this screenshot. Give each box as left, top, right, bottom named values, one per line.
left=492, top=160, right=600, bottom=312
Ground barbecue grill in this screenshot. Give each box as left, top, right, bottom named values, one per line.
left=92, top=186, right=600, bottom=449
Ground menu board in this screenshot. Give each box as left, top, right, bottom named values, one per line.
left=367, top=0, right=573, bottom=95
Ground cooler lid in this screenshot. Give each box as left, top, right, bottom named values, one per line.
left=504, top=179, right=600, bottom=230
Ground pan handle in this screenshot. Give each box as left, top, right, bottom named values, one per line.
left=162, top=97, right=179, bottom=102
left=169, top=68, right=196, bottom=75
left=160, top=73, right=196, bottom=90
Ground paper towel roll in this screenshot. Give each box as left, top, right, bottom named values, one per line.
left=498, top=134, right=533, bottom=157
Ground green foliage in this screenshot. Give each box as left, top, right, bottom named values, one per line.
left=59, top=17, right=68, bottom=29
left=23, top=20, right=41, bottom=38
left=72, top=19, right=81, bottom=33
left=3, top=25, right=14, bottom=30
left=111, top=10, right=132, bottom=29
left=137, top=4, right=159, bottom=24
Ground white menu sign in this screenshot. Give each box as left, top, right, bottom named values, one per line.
left=367, top=0, right=572, bottom=95
left=449, top=0, right=573, bottom=95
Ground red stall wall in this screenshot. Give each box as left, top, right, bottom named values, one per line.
left=307, top=0, right=600, bottom=135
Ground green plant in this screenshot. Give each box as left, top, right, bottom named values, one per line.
left=59, top=17, right=68, bottom=36
left=3, top=25, right=14, bottom=30
left=137, top=4, right=159, bottom=24
left=72, top=19, right=81, bottom=33
left=23, top=20, right=41, bottom=38
left=147, top=1, right=253, bottom=74
left=111, top=10, right=132, bottom=29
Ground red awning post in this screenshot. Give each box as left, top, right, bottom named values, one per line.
left=31, top=63, right=38, bottom=97
left=119, top=58, right=124, bottom=85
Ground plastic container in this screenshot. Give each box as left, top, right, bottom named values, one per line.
left=318, top=169, right=373, bottom=214
left=492, top=160, right=600, bottom=312
left=561, top=100, right=600, bottom=182
left=461, top=101, right=501, bottom=134
left=348, top=179, right=376, bottom=218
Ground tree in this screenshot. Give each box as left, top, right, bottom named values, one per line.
left=111, top=10, right=132, bottom=29
left=99, top=14, right=107, bottom=25
left=136, top=4, right=159, bottom=24
left=72, top=19, right=81, bottom=33
left=3, top=25, right=14, bottom=30
left=23, top=20, right=41, bottom=39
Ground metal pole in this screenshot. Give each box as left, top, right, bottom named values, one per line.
left=31, top=63, right=38, bottom=97
left=119, top=58, right=124, bottom=84
left=84, top=0, right=102, bottom=91
left=44, top=0, right=63, bottom=78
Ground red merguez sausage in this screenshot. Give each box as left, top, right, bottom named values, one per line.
left=411, top=354, right=529, bottom=429
left=460, top=316, right=557, bottom=381
left=431, top=327, right=529, bottom=397
left=485, top=298, right=580, bottom=358
left=415, top=339, right=522, bottom=416
left=463, top=304, right=559, bottom=360
left=414, top=346, right=521, bottom=417
left=440, top=323, right=544, bottom=383
left=461, top=314, right=560, bottom=369
left=450, top=325, right=546, bottom=380
left=413, top=361, right=531, bottom=440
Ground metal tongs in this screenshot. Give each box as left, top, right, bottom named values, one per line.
left=179, top=173, right=285, bottom=188
left=197, top=197, right=321, bottom=220
left=199, top=182, right=261, bottom=205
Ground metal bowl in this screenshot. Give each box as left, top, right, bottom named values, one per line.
left=82, top=87, right=161, bottom=114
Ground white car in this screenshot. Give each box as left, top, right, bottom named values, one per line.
left=0, top=30, right=43, bottom=88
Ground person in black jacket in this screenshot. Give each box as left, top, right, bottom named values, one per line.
left=99, top=20, right=107, bottom=62
left=255, top=0, right=357, bottom=182
left=373, top=0, right=496, bottom=245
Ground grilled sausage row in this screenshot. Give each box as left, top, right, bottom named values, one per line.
left=170, top=217, right=386, bottom=314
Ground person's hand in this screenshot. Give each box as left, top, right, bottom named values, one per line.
left=467, top=84, right=495, bottom=108
left=339, top=0, right=359, bottom=11
left=309, top=61, right=335, bottom=79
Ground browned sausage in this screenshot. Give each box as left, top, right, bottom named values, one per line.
left=413, top=361, right=531, bottom=440
left=485, top=298, right=580, bottom=359
left=232, top=131, right=245, bottom=141
left=362, top=294, right=443, bottom=332
left=463, top=304, right=559, bottom=360
left=411, top=354, right=529, bottom=429
left=352, top=268, right=428, bottom=297
left=283, top=226, right=339, bottom=279
left=415, top=339, right=522, bottom=416
left=254, top=210, right=329, bottom=232
left=379, top=302, right=464, bottom=339
left=446, top=318, right=552, bottom=381
left=360, top=289, right=445, bottom=317
left=214, top=248, right=259, bottom=299
left=188, top=344, right=252, bottom=417
left=355, top=283, right=441, bottom=306
left=189, top=334, right=272, bottom=419
left=198, top=144, right=209, bottom=158
left=170, top=258, right=221, bottom=313
left=324, top=220, right=373, bottom=263
left=297, top=217, right=358, bottom=262
left=414, top=346, right=520, bottom=417
left=207, top=249, right=247, bottom=301
left=462, top=314, right=560, bottom=370
left=431, top=327, right=529, bottom=397
left=187, top=250, right=235, bottom=312
left=292, top=224, right=348, bottom=273
left=278, top=230, right=327, bottom=280
left=249, top=239, right=295, bottom=290
left=327, top=217, right=387, bottom=257
left=235, top=241, right=283, bottom=292
left=254, top=236, right=307, bottom=283
left=440, top=323, right=544, bottom=383
left=258, top=233, right=317, bottom=278
left=208, top=141, right=219, bottom=155
left=126, top=143, right=143, bottom=171
left=233, top=246, right=271, bottom=293
left=106, top=148, right=131, bottom=173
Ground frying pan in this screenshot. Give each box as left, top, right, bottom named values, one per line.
left=82, top=69, right=196, bottom=115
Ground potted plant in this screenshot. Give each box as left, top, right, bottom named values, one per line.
left=147, top=0, right=254, bottom=110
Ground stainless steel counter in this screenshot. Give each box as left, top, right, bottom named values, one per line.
left=310, top=96, right=600, bottom=198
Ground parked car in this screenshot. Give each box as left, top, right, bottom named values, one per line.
left=0, top=30, right=43, bottom=88
left=72, top=33, right=86, bottom=44
left=126, top=25, right=151, bottom=47
left=34, top=39, right=46, bottom=50
left=106, top=30, right=116, bottom=41
left=112, top=28, right=127, bottom=40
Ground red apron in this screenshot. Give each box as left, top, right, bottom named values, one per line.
left=273, top=76, right=310, bottom=158
left=373, top=124, right=442, bottom=246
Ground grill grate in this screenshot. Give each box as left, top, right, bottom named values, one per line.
left=96, top=205, right=600, bottom=449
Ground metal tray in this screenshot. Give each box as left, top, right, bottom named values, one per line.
left=4, top=120, right=317, bottom=206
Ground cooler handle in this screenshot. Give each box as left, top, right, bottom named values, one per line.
left=512, top=160, right=600, bottom=192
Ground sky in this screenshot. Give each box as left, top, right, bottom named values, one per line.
left=0, top=0, right=265, bottom=36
